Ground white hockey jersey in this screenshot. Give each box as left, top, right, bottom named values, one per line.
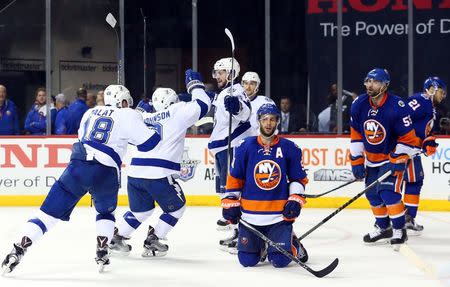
left=249, top=95, right=275, bottom=135
left=128, top=89, right=211, bottom=179
left=78, top=106, right=160, bottom=170
left=208, top=83, right=252, bottom=155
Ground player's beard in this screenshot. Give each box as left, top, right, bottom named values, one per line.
left=260, top=125, right=277, bottom=139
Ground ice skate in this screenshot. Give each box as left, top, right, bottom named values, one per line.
left=405, top=214, right=423, bottom=236
left=391, top=228, right=408, bottom=251
left=1, top=236, right=31, bottom=275
left=95, top=236, right=110, bottom=273
left=219, top=228, right=238, bottom=254
left=363, top=224, right=393, bottom=244
left=142, top=226, right=168, bottom=257
left=217, top=217, right=234, bottom=231
left=109, top=228, right=132, bottom=255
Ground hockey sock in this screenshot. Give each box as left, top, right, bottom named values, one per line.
left=154, top=206, right=186, bottom=239
left=22, top=210, right=59, bottom=243
left=116, top=210, right=154, bottom=238
left=370, top=205, right=389, bottom=229
left=404, top=181, right=422, bottom=218
left=96, top=212, right=115, bottom=244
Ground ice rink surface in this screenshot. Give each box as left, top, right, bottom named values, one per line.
left=0, top=206, right=449, bottom=287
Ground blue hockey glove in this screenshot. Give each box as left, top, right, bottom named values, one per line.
left=380, top=152, right=409, bottom=176
left=136, top=99, right=153, bottom=113
left=282, top=194, right=306, bottom=222
left=221, top=196, right=241, bottom=224
left=224, top=95, right=241, bottom=115
left=205, top=90, right=216, bottom=101
left=185, top=69, right=205, bottom=94
left=422, top=136, right=438, bottom=156
left=350, top=155, right=365, bottom=179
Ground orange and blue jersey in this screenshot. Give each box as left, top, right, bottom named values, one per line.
left=406, top=93, right=434, bottom=142
left=225, top=135, right=308, bottom=226
left=350, top=92, right=421, bottom=167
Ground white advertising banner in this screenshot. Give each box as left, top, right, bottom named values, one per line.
left=0, top=136, right=449, bottom=201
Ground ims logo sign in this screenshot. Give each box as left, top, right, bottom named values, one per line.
left=314, top=169, right=354, bottom=181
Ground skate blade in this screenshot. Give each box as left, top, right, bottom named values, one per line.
left=141, top=250, right=167, bottom=258
left=109, top=248, right=131, bottom=257
left=392, top=244, right=404, bottom=252
left=217, top=225, right=233, bottom=231
left=2, top=266, right=12, bottom=276
left=219, top=245, right=238, bottom=255
left=98, top=262, right=106, bottom=273
left=363, top=239, right=391, bottom=246
left=406, top=229, right=422, bottom=236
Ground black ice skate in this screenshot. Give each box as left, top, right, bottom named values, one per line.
left=391, top=228, right=408, bottom=251
left=363, top=224, right=393, bottom=244
left=217, top=218, right=234, bottom=231
left=142, top=226, right=168, bottom=257
left=219, top=228, right=238, bottom=254
left=405, top=214, right=424, bottom=235
left=109, top=228, right=132, bottom=255
left=95, top=236, right=110, bottom=273
left=1, top=236, right=32, bottom=275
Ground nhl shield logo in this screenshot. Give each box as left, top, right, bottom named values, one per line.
left=179, top=147, right=200, bottom=182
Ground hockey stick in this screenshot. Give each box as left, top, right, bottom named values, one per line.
left=224, top=28, right=235, bottom=172
left=302, top=179, right=357, bottom=198
left=140, top=8, right=149, bottom=99
left=106, top=13, right=122, bottom=84
left=297, top=170, right=392, bottom=241
left=239, top=219, right=339, bottom=278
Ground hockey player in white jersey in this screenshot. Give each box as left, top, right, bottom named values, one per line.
left=241, top=71, right=275, bottom=134
left=109, top=69, right=213, bottom=257
left=1, top=85, right=160, bottom=274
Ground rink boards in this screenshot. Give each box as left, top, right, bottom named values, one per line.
left=0, top=135, right=449, bottom=210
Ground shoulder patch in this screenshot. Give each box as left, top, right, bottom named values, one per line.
left=398, top=100, right=405, bottom=107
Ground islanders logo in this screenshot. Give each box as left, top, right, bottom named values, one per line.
left=254, top=160, right=281, bottom=190
left=363, top=119, right=386, bottom=145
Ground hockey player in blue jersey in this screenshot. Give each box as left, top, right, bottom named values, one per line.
left=403, top=76, right=446, bottom=234
left=109, top=69, right=213, bottom=257
left=1, top=85, right=161, bottom=274
left=222, top=103, right=309, bottom=267
left=350, top=68, right=421, bottom=247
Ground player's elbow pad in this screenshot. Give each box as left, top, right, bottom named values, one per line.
left=137, top=133, right=161, bottom=152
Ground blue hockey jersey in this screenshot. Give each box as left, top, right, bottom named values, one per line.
left=406, top=93, right=434, bottom=142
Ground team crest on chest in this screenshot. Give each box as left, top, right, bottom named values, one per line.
left=253, top=160, right=281, bottom=190
left=363, top=119, right=386, bottom=145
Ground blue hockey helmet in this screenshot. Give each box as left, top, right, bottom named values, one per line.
left=257, top=103, right=281, bottom=120
left=424, top=76, right=447, bottom=93
left=364, top=68, right=390, bottom=86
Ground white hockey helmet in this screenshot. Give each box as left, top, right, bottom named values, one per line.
left=241, top=71, right=261, bottom=94
left=212, top=57, right=240, bottom=82
left=104, top=84, right=133, bottom=108
left=152, top=87, right=179, bottom=112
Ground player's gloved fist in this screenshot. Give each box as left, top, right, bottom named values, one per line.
left=282, top=194, right=306, bottom=222
left=221, top=196, right=241, bottom=224
left=422, top=136, right=438, bottom=156
left=185, top=69, right=205, bottom=94
left=205, top=90, right=216, bottom=102
left=136, top=99, right=153, bottom=113
left=384, top=152, right=409, bottom=175
left=350, top=155, right=365, bottom=179
left=224, top=95, right=241, bottom=115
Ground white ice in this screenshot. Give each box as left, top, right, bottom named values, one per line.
left=1, top=206, right=449, bottom=287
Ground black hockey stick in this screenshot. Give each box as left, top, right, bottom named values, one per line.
left=298, top=170, right=392, bottom=241
left=224, top=28, right=235, bottom=172
left=302, top=179, right=357, bottom=198
left=239, top=219, right=339, bottom=278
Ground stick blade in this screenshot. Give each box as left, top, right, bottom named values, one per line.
left=106, top=13, right=117, bottom=28
left=310, top=258, right=339, bottom=278
left=224, top=28, right=235, bottom=51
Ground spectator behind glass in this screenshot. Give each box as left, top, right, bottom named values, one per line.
left=24, top=87, right=56, bottom=135
left=86, top=92, right=97, bottom=108
left=0, top=85, right=20, bottom=135
left=65, top=88, right=89, bottom=134
left=96, top=90, right=105, bottom=106
left=277, top=97, right=305, bottom=134
left=54, top=93, right=69, bottom=135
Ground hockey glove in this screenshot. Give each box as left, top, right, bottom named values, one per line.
left=136, top=99, right=153, bottom=113
left=185, top=69, right=205, bottom=94
left=221, top=196, right=241, bottom=224
left=382, top=152, right=409, bottom=176
left=224, top=95, right=241, bottom=115
left=283, top=194, right=306, bottom=222
left=350, top=155, right=365, bottom=180
left=422, top=136, right=438, bottom=156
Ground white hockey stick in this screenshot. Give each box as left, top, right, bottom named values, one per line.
left=106, top=13, right=122, bottom=84
left=194, top=117, right=214, bottom=127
